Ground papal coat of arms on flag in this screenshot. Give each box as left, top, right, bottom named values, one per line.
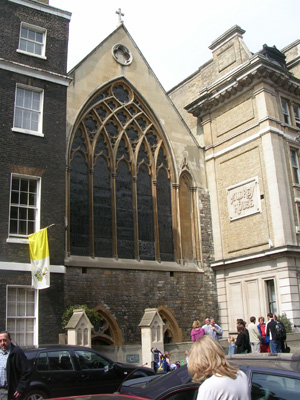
left=28, top=228, right=50, bottom=290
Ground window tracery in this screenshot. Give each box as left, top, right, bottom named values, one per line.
left=67, top=79, right=175, bottom=262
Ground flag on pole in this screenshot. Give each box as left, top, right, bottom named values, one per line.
left=29, top=228, right=50, bottom=290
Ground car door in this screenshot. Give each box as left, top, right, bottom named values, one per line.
left=35, top=349, right=82, bottom=398
left=74, top=349, right=124, bottom=394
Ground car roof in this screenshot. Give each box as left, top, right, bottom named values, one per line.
left=226, top=353, right=300, bottom=372
left=23, top=344, right=101, bottom=352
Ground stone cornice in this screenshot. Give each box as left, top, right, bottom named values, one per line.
left=0, top=58, right=72, bottom=86
left=8, top=0, right=71, bottom=20
left=185, top=54, right=300, bottom=117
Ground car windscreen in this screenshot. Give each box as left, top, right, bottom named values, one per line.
left=121, top=365, right=192, bottom=398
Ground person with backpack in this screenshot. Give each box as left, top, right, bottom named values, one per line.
left=273, top=314, right=286, bottom=352
left=266, top=313, right=282, bottom=353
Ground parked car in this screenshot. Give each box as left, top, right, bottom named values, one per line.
left=119, top=353, right=300, bottom=400
left=23, top=345, right=154, bottom=400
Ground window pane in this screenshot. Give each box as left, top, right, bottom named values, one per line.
left=7, top=304, right=16, bottom=317
left=36, top=32, right=43, bottom=43
left=16, top=89, right=24, bottom=107
left=28, top=29, right=35, bottom=41
left=20, top=27, right=28, bottom=38
left=27, top=41, right=34, bottom=54
left=10, top=206, right=18, bottom=219
left=19, top=39, right=27, bottom=51
left=20, top=192, right=28, bottom=205
left=28, top=221, right=34, bottom=234
left=19, top=208, right=27, bottom=220
left=19, top=219, right=27, bottom=235
left=29, top=180, right=37, bottom=193
left=26, top=303, right=34, bottom=316
left=17, top=319, right=25, bottom=331
left=32, top=92, right=40, bottom=111
left=10, top=220, right=18, bottom=234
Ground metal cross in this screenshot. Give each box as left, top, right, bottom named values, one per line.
left=116, top=8, right=124, bottom=25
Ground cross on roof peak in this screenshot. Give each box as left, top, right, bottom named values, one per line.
left=116, top=8, right=124, bottom=26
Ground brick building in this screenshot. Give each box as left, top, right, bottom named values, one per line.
left=0, top=0, right=70, bottom=345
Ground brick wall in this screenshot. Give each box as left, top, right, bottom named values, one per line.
left=1, top=0, right=69, bottom=75
left=0, top=271, right=64, bottom=344
left=0, top=69, right=66, bottom=266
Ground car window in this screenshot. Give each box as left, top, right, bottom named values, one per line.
left=37, top=351, right=74, bottom=371
left=251, top=372, right=300, bottom=400
left=75, top=350, right=112, bottom=370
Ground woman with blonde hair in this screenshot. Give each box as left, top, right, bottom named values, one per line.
left=188, top=336, right=249, bottom=399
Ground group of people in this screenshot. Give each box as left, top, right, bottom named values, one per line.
left=229, top=313, right=287, bottom=354
left=191, top=317, right=223, bottom=342
left=187, top=313, right=288, bottom=399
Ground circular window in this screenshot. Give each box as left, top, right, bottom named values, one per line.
left=112, top=44, right=133, bottom=66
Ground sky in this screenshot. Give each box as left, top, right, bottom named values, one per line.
left=50, top=0, right=300, bottom=91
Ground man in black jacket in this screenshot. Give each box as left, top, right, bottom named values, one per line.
left=266, top=313, right=282, bottom=353
left=0, top=331, right=31, bottom=400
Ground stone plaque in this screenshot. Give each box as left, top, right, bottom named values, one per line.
left=227, top=177, right=261, bottom=221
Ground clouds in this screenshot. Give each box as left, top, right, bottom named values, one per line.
left=50, top=0, right=300, bottom=90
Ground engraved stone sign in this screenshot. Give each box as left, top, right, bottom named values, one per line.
left=227, top=177, right=261, bottom=220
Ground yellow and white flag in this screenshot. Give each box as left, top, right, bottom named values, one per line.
left=29, top=228, right=50, bottom=290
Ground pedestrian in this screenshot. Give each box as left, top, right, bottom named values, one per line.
left=202, top=317, right=213, bottom=337
left=236, top=319, right=250, bottom=351
left=188, top=336, right=249, bottom=400
left=257, top=316, right=270, bottom=353
left=236, top=324, right=251, bottom=354
left=266, top=313, right=282, bottom=353
left=210, top=318, right=223, bottom=341
left=0, top=331, right=31, bottom=400
left=191, top=320, right=205, bottom=342
left=273, top=315, right=286, bottom=353
left=248, top=316, right=261, bottom=353
left=228, top=337, right=237, bottom=355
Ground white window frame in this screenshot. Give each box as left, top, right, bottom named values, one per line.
left=6, top=285, right=39, bottom=347
left=17, top=22, right=47, bottom=59
left=293, top=104, right=300, bottom=128
left=12, top=84, right=44, bottom=137
left=290, top=149, right=300, bottom=185
left=7, top=174, right=41, bottom=244
left=281, top=98, right=291, bottom=125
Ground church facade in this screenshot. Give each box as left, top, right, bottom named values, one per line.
left=64, top=24, right=216, bottom=345
left=1, top=0, right=300, bottom=346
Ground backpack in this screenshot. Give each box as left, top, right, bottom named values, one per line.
left=275, top=321, right=286, bottom=339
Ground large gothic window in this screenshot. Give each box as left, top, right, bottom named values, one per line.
left=67, top=80, right=175, bottom=262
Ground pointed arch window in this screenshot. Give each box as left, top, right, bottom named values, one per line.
left=67, top=80, right=175, bottom=262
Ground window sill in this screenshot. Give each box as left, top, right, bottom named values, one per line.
left=12, top=127, right=44, bottom=137
left=65, top=255, right=203, bottom=273
left=6, top=237, right=29, bottom=244
left=16, top=49, right=47, bottom=60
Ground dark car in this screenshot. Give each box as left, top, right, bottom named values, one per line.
left=23, top=345, right=154, bottom=400
left=119, top=353, right=300, bottom=400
